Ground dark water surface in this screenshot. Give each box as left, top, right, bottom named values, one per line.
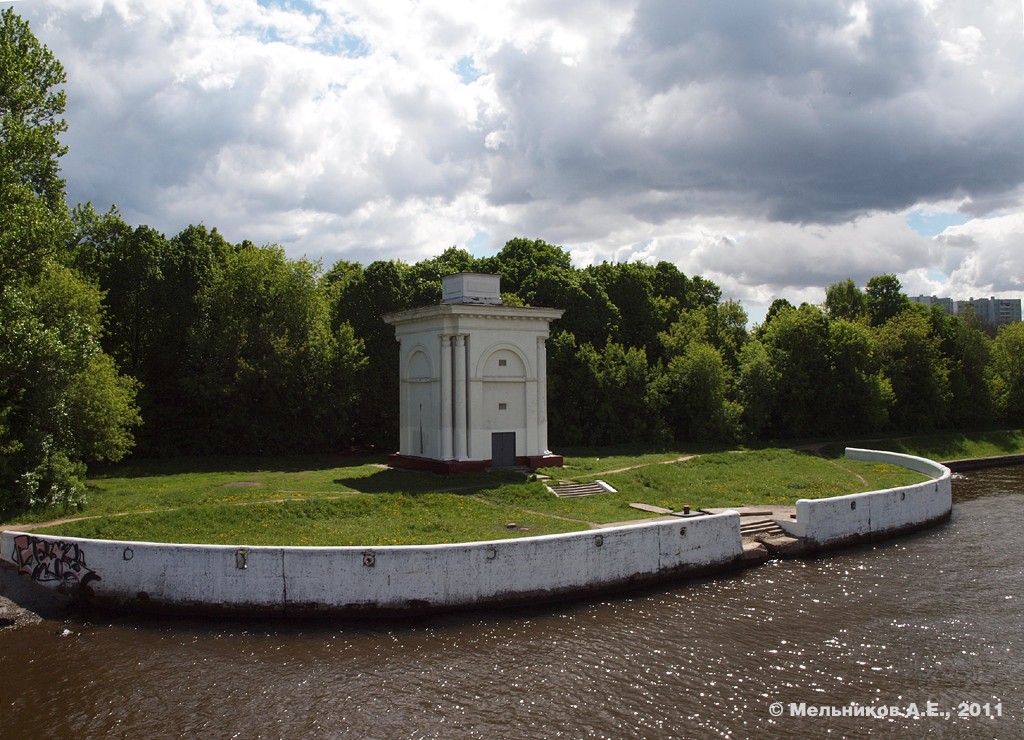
left=2, top=468, right=1023, bottom=738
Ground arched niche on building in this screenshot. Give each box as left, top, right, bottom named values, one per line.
left=384, top=273, right=564, bottom=473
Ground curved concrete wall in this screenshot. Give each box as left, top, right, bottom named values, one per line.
left=777, top=448, right=952, bottom=546
left=0, top=448, right=955, bottom=616
left=1, top=512, right=744, bottom=616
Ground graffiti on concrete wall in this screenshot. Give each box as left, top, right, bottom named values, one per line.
left=11, top=535, right=101, bottom=586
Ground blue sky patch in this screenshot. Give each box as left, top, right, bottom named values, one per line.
left=338, top=33, right=370, bottom=58
left=467, top=230, right=492, bottom=257
left=454, top=56, right=482, bottom=84
left=905, top=210, right=970, bottom=238
left=257, top=0, right=317, bottom=11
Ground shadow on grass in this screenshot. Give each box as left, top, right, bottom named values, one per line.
left=885, top=430, right=1024, bottom=459
left=554, top=441, right=732, bottom=459
left=335, top=467, right=528, bottom=495
left=815, top=428, right=1024, bottom=461
left=89, top=452, right=389, bottom=479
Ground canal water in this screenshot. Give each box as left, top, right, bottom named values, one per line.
left=2, top=467, right=1022, bottom=738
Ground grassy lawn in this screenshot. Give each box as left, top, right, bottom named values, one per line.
left=819, top=429, right=1024, bottom=462
left=35, top=492, right=587, bottom=547
left=542, top=443, right=712, bottom=477
left=528, top=448, right=925, bottom=516
left=4, top=440, right=955, bottom=546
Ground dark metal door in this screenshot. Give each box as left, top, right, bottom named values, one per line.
left=491, top=432, right=516, bottom=468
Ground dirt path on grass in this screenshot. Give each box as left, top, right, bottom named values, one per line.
left=0, top=453, right=745, bottom=535
left=0, top=492, right=362, bottom=533
left=795, top=444, right=870, bottom=487
left=466, top=495, right=600, bottom=528
left=564, top=455, right=699, bottom=481
left=0, top=479, right=568, bottom=534
left=0, top=458, right=703, bottom=534
left=0, top=515, right=106, bottom=533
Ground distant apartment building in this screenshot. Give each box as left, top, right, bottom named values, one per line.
left=910, top=295, right=1022, bottom=327
left=956, top=297, right=1022, bottom=326
left=909, top=295, right=955, bottom=314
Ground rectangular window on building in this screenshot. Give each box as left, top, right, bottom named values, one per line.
left=499, top=403, right=507, bottom=410
left=498, top=359, right=507, bottom=367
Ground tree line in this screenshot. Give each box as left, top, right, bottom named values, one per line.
left=3, top=8, right=1024, bottom=516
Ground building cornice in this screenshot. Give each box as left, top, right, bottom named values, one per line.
left=383, top=304, right=564, bottom=325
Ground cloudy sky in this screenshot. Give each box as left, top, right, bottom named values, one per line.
left=15, top=0, right=1024, bottom=321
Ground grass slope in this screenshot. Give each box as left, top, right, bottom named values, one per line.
left=11, top=444, right=945, bottom=547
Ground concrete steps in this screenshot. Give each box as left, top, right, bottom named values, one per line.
left=740, top=519, right=787, bottom=538
left=547, top=481, right=617, bottom=498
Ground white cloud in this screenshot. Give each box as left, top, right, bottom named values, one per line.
left=936, top=213, right=1024, bottom=293
left=16, top=0, right=1024, bottom=308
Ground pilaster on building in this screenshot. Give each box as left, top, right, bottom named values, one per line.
left=383, top=273, right=564, bottom=473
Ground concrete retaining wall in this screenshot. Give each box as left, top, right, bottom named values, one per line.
left=1, top=512, right=744, bottom=616
left=0, top=448, right=955, bottom=616
left=777, top=448, right=952, bottom=546
left=944, top=453, right=1024, bottom=472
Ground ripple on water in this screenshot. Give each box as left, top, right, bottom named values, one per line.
left=1, top=470, right=1022, bottom=737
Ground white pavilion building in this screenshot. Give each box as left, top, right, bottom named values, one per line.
left=383, top=273, right=564, bottom=473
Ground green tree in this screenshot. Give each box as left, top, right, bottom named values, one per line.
left=956, top=302, right=987, bottom=335
left=407, top=247, right=480, bottom=305
left=865, top=274, right=910, bottom=327
left=934, top=312, right=993, bottom=427
left=195, top=245, right=365, bottom=453
left=546, top=331, right=589, bottom=445
left=824, top=278, right=867, bottom=322
left=1, top=8, right=71, bottom=284
left=662, top=301, right=747, bottom=373
left=588, top=261, right=664, bottom=351
left=0, top=6, right=69, bottom=288
left=490, top=239, right=621, bottom=347
left=659, top=308, right=710, bottom=359
left=0, top=11, right=139, bottom=515
left=659, top=343, right=739, bottom=442
left=142, top=224, right=232, bottom=452
left=736, top=339, right=778, bottom=439
left=547, top=335, right=665, bottom=446
left=1, top=265, right=140, bottom=514
left=653, top=261, right=718, bottom=313
left=68, top=203, right=128, bottom=281
left=586, top=261, right=726, bottom=359
left=585, top=341, right=666, bottom=446
left=704, top=300, right=748, bottom=372
left=520, top=266, right=620, bottom=346
left=872, top=310, right=949, bottom=430
left=71, top=212, right=232, bottom=455
left=827, top=318, right=890, bottom=433
left=757, top=303, right=833, bottom=436
left=761, top=298, right=794, bottom=329
left=98, top=223, right=168, bottom=375
left=322, top=258, right=363, bottom=292
left=990, top=322, right=1024, bottom=423
left=490, top=237, right=573, bottom=295
left=685, top=274, right=723, bottom=309
left=329, top=259, right=413, bottom=447
left=0, top=8, right=66, bottom=207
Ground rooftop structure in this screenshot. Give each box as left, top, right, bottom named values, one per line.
left=441, top=272, right=503, bottom=305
